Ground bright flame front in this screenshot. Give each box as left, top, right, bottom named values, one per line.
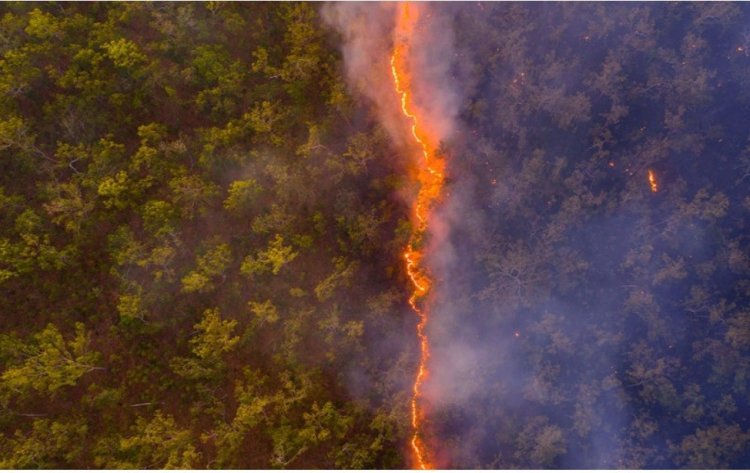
left=390, top=3, right=446, bottom=469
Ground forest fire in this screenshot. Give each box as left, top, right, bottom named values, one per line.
left=648, top=169, right=658, bottom=192
left=390, top=3, right=446, bottom=469
left=7, top=2, right=750, bottom=470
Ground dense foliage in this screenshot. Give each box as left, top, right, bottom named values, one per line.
left=0, top=3, right=412, bottom=468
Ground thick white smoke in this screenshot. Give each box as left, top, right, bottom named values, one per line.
left=321, top=3, right=461, bottom=151
left=323, top=3, right=471, bottom=468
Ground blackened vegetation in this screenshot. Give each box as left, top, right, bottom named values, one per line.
left=429, top=2, right=750, bottom=468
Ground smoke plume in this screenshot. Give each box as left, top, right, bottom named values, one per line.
left=323, top=2, right=466, bottom=468
left=321, top=3, right=462, bottom=152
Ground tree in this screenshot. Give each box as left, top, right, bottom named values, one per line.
left=43, top=181, right=93, bottom=235
left=209, top=369, right=273, bottom=467
left=0, top=209, right=69, bottom=283
left=170, top=308, right=239, bottom=380
left=223, top=179, right=262, bottom=213
left=514, top=416, right=567, bottom=468
left=168, top=172, right=218, bottom=219
left=248, top=299, right=279, bottom=325
left=181, top=242, right=231, bottom=293
left=0, top=418, right=88, bottom=468
left=102, top=411, right=200, bottom=469
left=1, top=323, right=102, bottom=394
left=103, top=38, right=147, bottom=70
left=672, top=424, right=749, bottom=468
left=141, top=200, right=177, bottom=237
left=240, top=234, right=298, bottom=276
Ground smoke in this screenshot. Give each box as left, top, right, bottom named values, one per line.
left=321, top=3, right=462, bottom=152
left=323, top=3, right=468, bottom=468
left=321, top=3, right=400, bottom=148
left=328, top=2, right=750, bottom=469
left=426, top=3, right=750, bottom=469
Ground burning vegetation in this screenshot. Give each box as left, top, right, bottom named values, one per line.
left=390, top=3, right=447, bottom=468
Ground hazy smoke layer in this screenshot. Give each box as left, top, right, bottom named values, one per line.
left=329, top=2, right=750, bottom=469
left=321, top=3, right=461, bottom=150
left=428, top=3, right=750, bottom=469
left=323, top=3, right=466, bottom=468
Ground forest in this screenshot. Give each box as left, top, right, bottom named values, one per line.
left=1, top=2, right=749, bottom=469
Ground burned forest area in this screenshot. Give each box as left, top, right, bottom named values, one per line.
left=1, top=2, right=750, bottom=469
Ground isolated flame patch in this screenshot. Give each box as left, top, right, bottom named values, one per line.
left=648, top=169, right=658, bottom=193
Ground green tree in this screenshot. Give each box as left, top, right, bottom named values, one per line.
left=104, top=411, right=200, bottom=469
left=181, top=242, right=231, bottom=293
left=240, top=234, right=298, bottom=276
left=0, top=418, right=88, bottom=468
left=223, top=179, right=262, bottom=212
left=1, top=323, right=101, bottom=394
left=170, top=308, right=239, bottom=379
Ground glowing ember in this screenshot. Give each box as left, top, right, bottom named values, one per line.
left=648, top=169, right=658, bottom=193
left=390, top=3, right=446, bottom=469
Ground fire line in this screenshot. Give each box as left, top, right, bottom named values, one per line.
left=390, top=3, right=446, bottom=469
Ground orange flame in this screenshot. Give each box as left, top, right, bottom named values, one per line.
left=390, top=3, right=445, bottom=469
left=648, top=169, right=658, bottom=192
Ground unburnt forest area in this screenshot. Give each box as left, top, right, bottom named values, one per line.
left=0, top=3, right=411, bottom=468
